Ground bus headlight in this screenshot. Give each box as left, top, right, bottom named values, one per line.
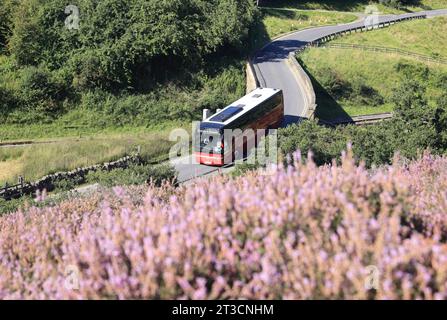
left=214, top=142, right=224, bottom=153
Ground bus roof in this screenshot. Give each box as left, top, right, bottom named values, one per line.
left=202, top=87, right=281, bottom=126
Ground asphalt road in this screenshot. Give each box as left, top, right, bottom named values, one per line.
left=173, top=9, right=447, bottom=183
left=252, top=9, right=447, bottom=125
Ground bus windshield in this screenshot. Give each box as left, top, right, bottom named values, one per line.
left=198, top=129, right=223, bottom=153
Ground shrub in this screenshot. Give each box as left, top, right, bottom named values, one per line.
left=0, top=197, right=28, bottom=216
left=350, top=76, right=384, bottom=107
left=279, top=120, right=349, bottom=166
left=317, top=67, right=352, bottom=99
left=395, top=61, right=429, bottom=82
left=53, top=176, right=85, bottom=192
left=0, top=0, right=15, bottom=54
left=86, top=164, right=177, bottom=187
left=231, top=162, right=262, bottom=177
left=0, top=86, right=18, bottom=119
left=15, top=66, right=68, bottom=117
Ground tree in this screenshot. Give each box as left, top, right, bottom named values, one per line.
left=392, top=80, right=432, bottom=124
left=380, top=0, right=421, bottom=8
left=434, top=93, right=447, bottom=152
left=7, top=0, right=258, bottom=90
left=0, top=0, right=17, bottom=53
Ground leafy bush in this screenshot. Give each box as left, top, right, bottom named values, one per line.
left=279, top=78, right=447, bottom=168
left=86, top=164, right=177, bottom=187
left=0, top=86, right=18, bottom=119
left=18, top=66, right=68, bottom=112
left=53, top=176, right=85, bottom=192
left=350, top=76, right=384, bottom=107
left=394, top=62, right=429, bottom=82
left=0, top=0, right=13, bottom=53
left=380, top=0, right=421, bottom=9
left=279, top=120, right=349, bottom=165
left=317, top=67, right=352, bottom=99
left=0, top=0, right=256, bottom=125
left=0, top=197, right=29, bottom=216
left=1, top=66, right=69, bottom=122
left=231, top=162, right=262, bottom=177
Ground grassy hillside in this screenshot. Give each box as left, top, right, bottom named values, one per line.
left=337, top=16, right=447, bottom=57
left=0, top=0, right=252, bottom=185
left=261, top=0, right=447, bottom=13
left=299, top=17, right=447, bottom=119
left=0, top=2, right=358, bottom=186
left=0, top=55, right=247, bottom=131
left=0, top=130, right=175, bottom=185
left=0, top=0, right=255, bottom=129
left=255, top=8, right=357, bottom=47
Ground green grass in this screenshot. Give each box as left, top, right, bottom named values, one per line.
left=0, top=128, right=179, bottom=185
left=261, top=0, right=447, bottom=14
left=301, top=50, right=447, bottom=119
left=262, top=8, right=357, bottom=39
left=262, top=0, right=371, bottom=12
left=0, top=120, right=186, bottom=142
left=0, top=56, right=245, bottom=185
left=0, top=56, right=247, bottom=128
left=299, top=17, right=447, bottom=120
left=252, top=8, right=357, bottom=49
left=337, top=16, right=447, bottom=57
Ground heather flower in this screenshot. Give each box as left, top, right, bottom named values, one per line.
left=0, top=151, right=446, bottom=299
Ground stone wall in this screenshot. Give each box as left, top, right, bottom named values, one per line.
left=0, top=154, right=141, bottom=200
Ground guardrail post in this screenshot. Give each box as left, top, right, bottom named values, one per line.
left=18, top=176, right=24, bottom=187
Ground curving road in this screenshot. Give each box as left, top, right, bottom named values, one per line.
left=173, top=9, right=447, bottom=183
left=252, top=9, right=447, bottom=125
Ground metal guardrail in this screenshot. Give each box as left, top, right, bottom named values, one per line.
left=296, top=14, right=428, bottom=55
left=319, top=42, right=447, bottom=64
left=291, top=13, right=427, bottom=121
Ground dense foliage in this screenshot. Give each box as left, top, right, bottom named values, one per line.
left=1, top=150, right=446, bottom=299
left=259, top=0, right=423, bottom=10
left=379, top=0, right=421, bottom=8
left=0, top=0, right=257, bottom=124
left=85, top=164, right=177, bottom=187
left=0, top=163, right=177, bottom=215
left=279, top=79, right=447, bottom=167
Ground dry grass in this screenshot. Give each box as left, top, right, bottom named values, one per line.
left=0, top=131, right=175, bottom=185
left=0, top=158, right=22, bottom=183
